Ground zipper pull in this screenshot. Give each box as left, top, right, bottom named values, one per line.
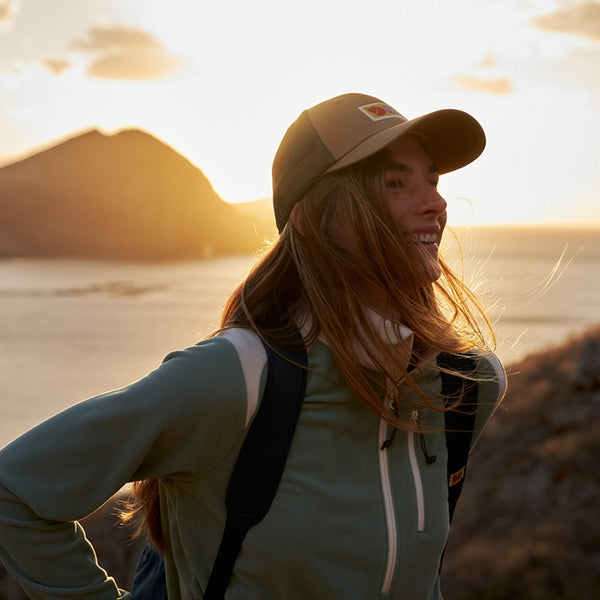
left=412, top=410, right=437, bottom=465
left=381, top=400, right=399, bottom=450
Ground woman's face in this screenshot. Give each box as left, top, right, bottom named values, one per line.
left=382, top=134, right=447, bottom=280
left=291, top=133, right=448, bottom=285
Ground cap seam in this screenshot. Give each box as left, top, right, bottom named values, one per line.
left=305, top=110, right=336, bottom=165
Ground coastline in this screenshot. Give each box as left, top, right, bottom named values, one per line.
left=1, top=231, right=600, bottom=449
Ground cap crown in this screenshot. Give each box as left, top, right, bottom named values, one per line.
left=272, top=93, right=485, bottom=232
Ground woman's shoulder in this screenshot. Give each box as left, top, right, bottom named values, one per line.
left=466, top=350, right=506, bottom=447
left=162, top=329, right=266, bottom=373
left=150, top=332, right=267, bottom=423
left=216, top=328, right=268, bottom=426
left=435, top=349, right=506, bottom=405
left=470, top=349, right=507, bottom=402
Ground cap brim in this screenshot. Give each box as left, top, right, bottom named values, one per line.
left=326, top=109, right=485, bottom=175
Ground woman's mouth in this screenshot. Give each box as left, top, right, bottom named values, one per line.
left=412, top=233, right=439, bottom=248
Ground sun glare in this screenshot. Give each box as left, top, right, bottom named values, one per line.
left=0, top=0, right=598, bottom=226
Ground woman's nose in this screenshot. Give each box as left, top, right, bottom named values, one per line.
left=418, top=185, right=447, bottom=217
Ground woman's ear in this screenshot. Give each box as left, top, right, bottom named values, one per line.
left=289, top=203, right=304, bottom=235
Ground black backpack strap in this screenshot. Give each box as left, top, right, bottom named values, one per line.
left=204, top=334, right=308, bottom=599
left=437, top=352, right=478, bottom=574
left=438, top=352, right=479, bottom=523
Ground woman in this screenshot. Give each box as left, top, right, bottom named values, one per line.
left=0, top=92, right=505, bottom=599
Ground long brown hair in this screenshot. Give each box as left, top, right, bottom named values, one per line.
left=121, top=149, right=495, bottom=550
left=224, top=151, right=493, bottom=415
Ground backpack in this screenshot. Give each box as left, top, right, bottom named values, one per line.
left=130, top=342, right=477, bottom=599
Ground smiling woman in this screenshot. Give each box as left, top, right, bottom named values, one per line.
left=0, top=91, right=506, bottom=599
left=381, top=135, right=446, bottom=280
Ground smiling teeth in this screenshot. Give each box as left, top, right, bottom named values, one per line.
left=413, top=233, right=438, bottom=244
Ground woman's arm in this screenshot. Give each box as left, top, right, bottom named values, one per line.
left=0, top=337, right=250, bottom=599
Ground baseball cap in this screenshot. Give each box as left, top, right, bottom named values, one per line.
left=272, top=92, right=486, bottom=232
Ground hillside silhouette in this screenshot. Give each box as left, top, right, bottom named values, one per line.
left=442, top=324, right=600, bottom=599
left=0, top=129, right=277, bottom=259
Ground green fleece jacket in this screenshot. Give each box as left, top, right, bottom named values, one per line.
left=0, top=328, right=505, bottom=599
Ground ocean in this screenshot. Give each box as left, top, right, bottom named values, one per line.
left=1, top=225, right=599, bottom=448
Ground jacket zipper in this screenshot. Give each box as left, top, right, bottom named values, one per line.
left=378, top=416, right=398, bottom=594
left=409, top=410, right=425, bottom=532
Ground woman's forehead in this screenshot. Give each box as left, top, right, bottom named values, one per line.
left=383, top=134, right=438, bottom=172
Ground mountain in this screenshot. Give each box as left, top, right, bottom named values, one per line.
left=0, top=129, right=277, bottom=259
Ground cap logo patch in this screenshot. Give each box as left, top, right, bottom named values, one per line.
left=359, top=102, right=404, bottom=122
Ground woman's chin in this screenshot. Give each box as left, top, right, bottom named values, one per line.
left=415, top=243, right=442, bottom=281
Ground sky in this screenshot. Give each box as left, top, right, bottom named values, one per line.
left=0, top=0, right=599, bottom=226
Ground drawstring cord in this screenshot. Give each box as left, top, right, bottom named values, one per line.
left=413, top=411, right=437, bottom=464
left=380, top=400, right=399, bottom=450
left=419, top=433, right=437, bottom=465
left=380, top=381, right=437, bottom=464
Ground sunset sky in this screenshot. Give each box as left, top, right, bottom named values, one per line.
left=0, top=0, right=599, bottom=226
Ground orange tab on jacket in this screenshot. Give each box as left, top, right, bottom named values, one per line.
left=449, top=466, right=465, bottom=487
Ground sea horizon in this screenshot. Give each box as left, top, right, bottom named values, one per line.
left=1, top=223, right=599, bottom=448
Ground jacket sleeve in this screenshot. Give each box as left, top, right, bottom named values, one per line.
left=0, top=337, right=249, bottom=599
left=471, top=351, right=507, bottom=450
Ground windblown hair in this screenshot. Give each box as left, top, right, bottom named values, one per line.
left=121, top=149, right=495, bottom=550
left=223, top=150, right=493, bottom=415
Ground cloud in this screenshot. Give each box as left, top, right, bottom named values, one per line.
left=71, top=23, right=164, bottom=52
left=532, top=3, right=600, bottom=42
left=0, top=0, right=18, bottom=25
left=42, top=57, right=72, bottom=75
left=451, top=74, right=514, bottom=95
left=477, top=52, right=497, bottom=69
left=70, top=23, right=182, bottom=80
left=86, top=50, right=182, bottom=81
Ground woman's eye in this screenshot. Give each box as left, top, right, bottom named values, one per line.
left=385, top=179, right=404, bottom=190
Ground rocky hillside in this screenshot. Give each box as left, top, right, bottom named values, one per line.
left=442, top=325, right=600, bottom=599
left=0, top=129, right=277, bottom=260
left=1, top=326, right=600, bottom=598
